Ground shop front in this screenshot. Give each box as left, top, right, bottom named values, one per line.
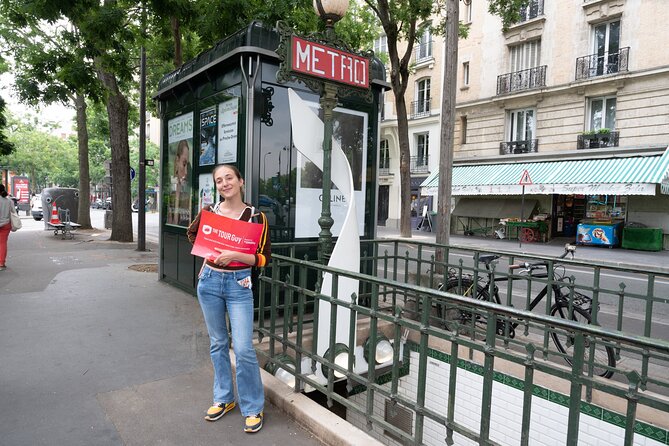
left=421, top=147, right=669, bottom=249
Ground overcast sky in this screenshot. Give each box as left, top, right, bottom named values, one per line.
left=1, top=72, right=75, bottom=135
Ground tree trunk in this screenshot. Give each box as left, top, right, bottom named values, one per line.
left=96, top=66, right=133, bottom=242
left=74, top=93, right=92, bottom=229
left=437, top=0, right=459, bottom=259
left=395, top=92, right=412, bottom=238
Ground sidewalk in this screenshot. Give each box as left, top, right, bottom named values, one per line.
left=376, top=225, right=669, bottom=274
left=0, top=224, right=379, bottom=446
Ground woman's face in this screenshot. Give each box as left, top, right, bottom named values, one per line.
left=176, top=149, right=189, bottom=178
left=214, top=166, right=243, bottom=200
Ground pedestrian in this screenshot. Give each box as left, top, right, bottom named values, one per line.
left=0, top=184, right=14, bottom=271
left=186, top=164, right=271, bottom=433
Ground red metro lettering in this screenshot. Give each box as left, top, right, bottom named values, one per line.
left=291, top=36, right=369, bottom=89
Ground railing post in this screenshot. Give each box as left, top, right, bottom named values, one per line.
left=566, top=334, right=585, bottom=446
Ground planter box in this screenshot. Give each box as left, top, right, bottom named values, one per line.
left=622, top=227, right=663, bottom=251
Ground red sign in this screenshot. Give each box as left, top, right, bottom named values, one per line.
left=191, top=211, right=264, bottom=268
left=291, top=36, right=369, bottom=89
left=519, top=170, right=533, bottom=186
left=12, top=176, right=30, bottom=204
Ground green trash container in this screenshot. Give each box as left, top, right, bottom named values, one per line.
left=621, top=227, right=663, bottom=251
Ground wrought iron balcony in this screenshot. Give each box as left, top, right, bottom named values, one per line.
left=500, top=139, right=539, bottom=155
left=410, top=99, right=431, bottom=119
left=410, top=155, right=429, bottom=173
left=518, top=0, right=544, bottom=22
left=577, top=131, right=619, bottom=149
left=497, top=65, right=547, bottom=95
left=414, top=41, right=433, bottom=63
left=575, top=47, right=629, bottom=80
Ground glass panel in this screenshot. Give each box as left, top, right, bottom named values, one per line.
left=515, top=111, right=524, bottom=141
left=590, top=99, right=603, bottom=130
left=525, top=110, right=534, bottom=140
left=608, top=21, right=620, bottom=54
left=605, top=98, right=616, bottom=129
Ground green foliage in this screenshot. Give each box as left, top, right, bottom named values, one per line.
left=487, top=0, right=530, bottom=31
left=0, top=95, right=14, bottom=156
left=0, top=114, right=79, bottom=189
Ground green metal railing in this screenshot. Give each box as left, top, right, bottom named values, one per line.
left=256, top=240, right=669, bottom=446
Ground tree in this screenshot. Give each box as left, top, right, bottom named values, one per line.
left=363, top=0, right=436, bottom=238
left=0, top=96, right=13, bottom=156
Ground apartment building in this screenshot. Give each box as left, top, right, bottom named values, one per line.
left=381, top=0, right=669, bottom=248
left=377, top=21, right=445, bottom=229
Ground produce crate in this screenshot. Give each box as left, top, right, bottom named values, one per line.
left=622, top=227, right=663, bottom=251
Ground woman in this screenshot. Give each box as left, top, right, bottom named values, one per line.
left=171, top=140, right=191, bottom=225
left=0, top=184, right=13, bottom=271
left=187, top=164, right=270, bottom=433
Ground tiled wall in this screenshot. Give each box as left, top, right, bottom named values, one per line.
left=347, top=346, right=668, bottom=445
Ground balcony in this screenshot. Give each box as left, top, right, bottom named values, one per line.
left=410, top=155, right=429, bottom=173
left=414, top=41, right=433, bottom=63
left=496, top=65, right=547, bottom=95
left=410, top=99, right=431, bottom=119
left=575, top=47, right=629, bottom=80
left=500, top=139, right=539, bottom=155
left=518, top=0, right=544, bottom=22
left=577, top=131, right=619, bottom=149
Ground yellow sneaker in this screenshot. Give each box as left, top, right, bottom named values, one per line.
left=204, top=402, right=235, bottom=421
left=244, top=412, right=264, bottom=433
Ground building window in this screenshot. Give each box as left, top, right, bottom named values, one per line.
left=510, top=40, right=541, bottom=72
left=374, top=35, right=387, bottom=55
left=462, top=62, right=470, bottom=86
left=588, top=96, right=616, bottom=131
left=593, top=20, right=621, bottom=75
left=464, top=0, right=473, bottom=23
left=518, top=0, right=544, bottom=22
left=508, top=108, right=535, bottom=142
left=379, top=139, right=390, bottom=172
left=411, top=78, right=431, bottom=118
left=461, top=116, right=468, bottom=144
left=415, top=23, right=432, bottom=61
left=417, top=133, right=429, bottom=165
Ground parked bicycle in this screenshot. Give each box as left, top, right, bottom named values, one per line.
left=435, top=244, right=616, bottom=378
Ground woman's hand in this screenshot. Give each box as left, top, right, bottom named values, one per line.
left=212, top=248, right=237, bottom=267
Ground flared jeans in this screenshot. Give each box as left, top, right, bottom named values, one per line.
left=197, top=266, right=264, bottom=416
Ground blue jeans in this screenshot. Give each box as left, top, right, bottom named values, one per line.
left=197, top=266, right=264, bottom=416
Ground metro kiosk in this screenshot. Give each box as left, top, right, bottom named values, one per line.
left=153, top=22, right=387, bottom=293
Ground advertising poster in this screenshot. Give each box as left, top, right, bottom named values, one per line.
left=218, top=98, right=238, bottom=164
left=11, top=176, right=30, bottom=205
left=191, top=211, right=263, bottom=267
left=198, top=173, right=216, bottom=211
left=199, top=106, right=217, bottom=166
left=295, top=107, right=368, bottom=238
left=167, top=112, right=194, bottom=227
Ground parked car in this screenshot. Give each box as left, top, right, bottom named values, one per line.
left=91, top=198, right=104, bottom=209
left=31, top=194, right=43, bottom=221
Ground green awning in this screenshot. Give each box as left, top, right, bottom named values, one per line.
left=421, top=147, right=669, bottom=196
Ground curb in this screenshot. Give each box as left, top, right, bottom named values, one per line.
left=261, top=368, right=384, bottom=446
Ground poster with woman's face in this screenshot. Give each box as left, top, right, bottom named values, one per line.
left=167, top=112, right=194, bottom=227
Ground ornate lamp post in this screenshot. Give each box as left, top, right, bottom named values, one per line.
left=312, top=0, right=348, bottom=262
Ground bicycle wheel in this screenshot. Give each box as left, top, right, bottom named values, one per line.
left=550, top=303, right=615, bottom=378
left=438, top=278, right=490, bottom=330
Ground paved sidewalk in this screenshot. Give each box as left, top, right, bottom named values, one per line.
left=376, top=226, right=669, bottom=273
left=0, top=224, right=379, bottom=446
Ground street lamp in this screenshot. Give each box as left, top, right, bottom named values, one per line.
left=263, top=151, right=272, bottom=181
left=312, top=0, right=348, bottom=262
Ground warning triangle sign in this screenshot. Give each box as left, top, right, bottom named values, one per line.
left=519, top=169, right=533, bottom=185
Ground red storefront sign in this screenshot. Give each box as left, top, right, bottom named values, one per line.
left=291, top=36, right=369, bottom=89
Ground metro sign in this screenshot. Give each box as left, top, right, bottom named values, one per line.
left=291, top=36, right=369, bottom=89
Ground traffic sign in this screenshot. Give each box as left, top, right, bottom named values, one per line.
left=519, top=169, right=533, bottom=185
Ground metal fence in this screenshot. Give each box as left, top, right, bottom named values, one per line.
left=256, top=239, right=669, bottom=445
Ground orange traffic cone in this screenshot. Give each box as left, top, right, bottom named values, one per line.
left=50, top=201, right=62, bottom=225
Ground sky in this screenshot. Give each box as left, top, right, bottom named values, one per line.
left=1, top=72, right=76, bottom=136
